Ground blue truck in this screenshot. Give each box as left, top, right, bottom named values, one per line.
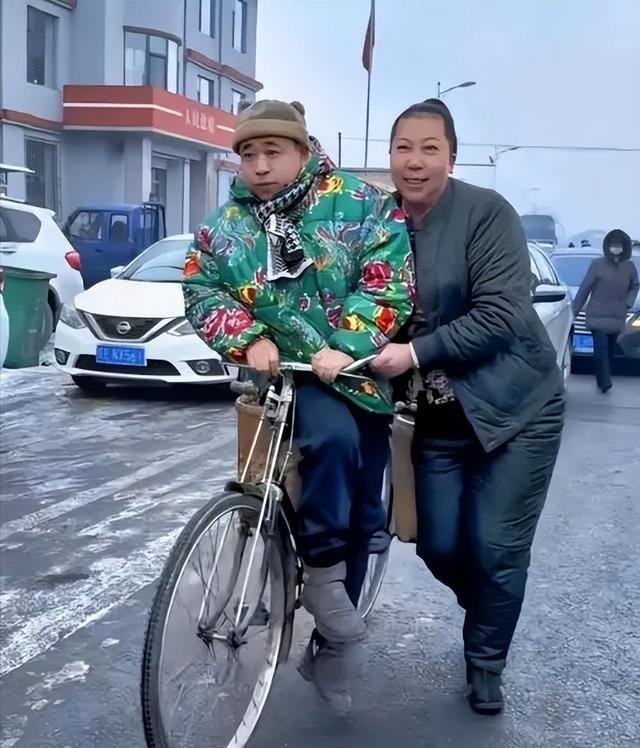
left=64, top=203, right=166, bottom=288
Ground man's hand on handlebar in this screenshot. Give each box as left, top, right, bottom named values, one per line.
left=246, top=338, right=280, bottom=376
left=311, top=347, right=354, bottom=384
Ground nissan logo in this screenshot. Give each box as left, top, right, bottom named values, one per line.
left=116, top=321, right=132, bottom=335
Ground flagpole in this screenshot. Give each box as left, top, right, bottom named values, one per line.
left=364, top=66, right=372, bottom=167
left=363, top=0, right=374, bottom=168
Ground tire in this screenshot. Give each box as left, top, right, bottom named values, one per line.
left=141, top=492, right=291, bottom=748
left=72, top=376, right=108, bottom=395
left=41, top=302, right=54, bottom=350
left=358, top=466, right=392, bottom=620
left=358, top=546, right=390, bottom=621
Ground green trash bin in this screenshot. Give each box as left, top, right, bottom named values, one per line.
left=0, top=266, right=56, bottom=369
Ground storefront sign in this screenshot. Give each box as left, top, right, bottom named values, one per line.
left=63, top=86, right=236, bottom=151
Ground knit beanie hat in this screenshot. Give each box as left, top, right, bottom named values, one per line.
left=232, top=100, right=310, bottom=154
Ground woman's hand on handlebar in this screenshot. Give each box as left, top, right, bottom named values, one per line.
left=246, top=338, right=280, bottom=376
left=370, top=343, right=414, bottom=378
left=311, top=347, right=354, bottom=384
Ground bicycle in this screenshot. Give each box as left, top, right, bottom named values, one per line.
left=140, top=359, right=393, bottom=748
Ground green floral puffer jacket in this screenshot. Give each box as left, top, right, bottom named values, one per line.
left=182, top=157, right=414, bottom=414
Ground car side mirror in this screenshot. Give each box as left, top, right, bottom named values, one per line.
left=529, top=273, right=539, bottom=295
left=110, top=266, right=125, bottom=278
left=533, top=284, right=567, bottom=304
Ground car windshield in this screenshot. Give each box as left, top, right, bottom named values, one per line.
left=552, top=254, right=640, bottom=287
left=121, top=239, right=191, bottom=282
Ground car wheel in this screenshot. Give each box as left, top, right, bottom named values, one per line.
left=41, top=302, right=55, bottom=350
left=561, top=339, right=572, bottom=387
left=72, top=376, right=108, bottom=395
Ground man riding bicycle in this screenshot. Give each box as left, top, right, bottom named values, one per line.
left=182, top=99, right=413, bottom=712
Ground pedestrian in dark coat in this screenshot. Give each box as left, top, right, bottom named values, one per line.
left=572, top=229, right=639, bottom=392
left=371, top=99, right=565, bottom=715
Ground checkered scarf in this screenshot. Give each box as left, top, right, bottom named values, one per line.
left=251, top=137, right=334, bottom=281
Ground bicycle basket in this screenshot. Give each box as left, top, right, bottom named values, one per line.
left=235, top=395, right=301, bottom=508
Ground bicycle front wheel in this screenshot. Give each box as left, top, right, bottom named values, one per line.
left=141, top=492, right=289, bottom=748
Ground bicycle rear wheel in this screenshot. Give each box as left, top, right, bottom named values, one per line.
left=141, top=492, right=290, bottom=748
left=358, top=466, right=392, bottom=620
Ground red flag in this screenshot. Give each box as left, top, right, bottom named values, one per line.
left=362, top=0, right=375, bottom=73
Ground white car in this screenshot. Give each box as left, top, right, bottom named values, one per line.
left=54, top=235, right=236, bottom=393
left=0, top=198, right=84, bottom=344
left=529, top=243, right=573, bottom=384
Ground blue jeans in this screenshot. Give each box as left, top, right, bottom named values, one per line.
left=592, top=330, right=617, bottom=391
left=412, top=393, right=564, bottom=671
left=293, top=379, right=390, bottom=602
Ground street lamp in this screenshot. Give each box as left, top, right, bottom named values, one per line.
left=489, top=146, right=521, bottom=188
left=437, top=80, right=477, bottom=98
left=489, top=145, right=521, bottom=164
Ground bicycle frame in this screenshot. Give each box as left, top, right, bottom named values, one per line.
left=232, top=361, right=373, bottom=631
left=233, top=374, right=294, bottom=628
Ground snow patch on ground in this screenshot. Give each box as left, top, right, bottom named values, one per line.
left=26, top=661, right=90, bottom=696
left=100, top=638, right=119, bottom=649
left=0, top=364, right=60, bottom=398
left=1, top=713, right=28, bottom=748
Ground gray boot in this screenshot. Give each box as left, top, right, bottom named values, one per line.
left=300, top=562, right=366, bottom=643
left=299, top=563, right=367, bottom=714
left=312, top=639, right=366, bottom=715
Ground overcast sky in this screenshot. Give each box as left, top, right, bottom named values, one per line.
left=256, top=0, right=640, bottom=240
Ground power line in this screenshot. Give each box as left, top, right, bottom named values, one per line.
left=466, top=143, right=640, bottom=153
left=339, top=135, right=640, bottom=153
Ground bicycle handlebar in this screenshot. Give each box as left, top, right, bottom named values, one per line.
left=234, top=354, right=377, bottom=380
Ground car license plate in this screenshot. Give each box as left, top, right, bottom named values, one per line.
left=573, top=333, right=594, bottom=354
left=96, top=345, right=146, bottom=367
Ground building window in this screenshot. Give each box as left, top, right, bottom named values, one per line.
left=199, top=0, right=216, bottom=37
left=27, top=6, right=57, bottom=87
left=231, top=89, right=246, bottom=114
left=151, top=168, right=167, bottom=207
left=124, top=32, right=179, bottom=93
left=167, top=39, right=179, bottom=94
left=25, top=139, right=59, bottom=212
left=198, top=76, right=215, bottom=106
left=232, top=0, right=247, bottom=53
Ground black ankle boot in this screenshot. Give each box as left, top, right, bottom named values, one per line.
left=467, top=666, right=504, bottom=715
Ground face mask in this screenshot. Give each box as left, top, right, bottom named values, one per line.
left=609, top=243, right=624, bottom=256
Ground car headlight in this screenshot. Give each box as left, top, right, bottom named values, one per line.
left=59, top=304, right=86, bottom=329
left=168, top=318, right=196, bottom=336
left=631, top=315, right=640, bottom=329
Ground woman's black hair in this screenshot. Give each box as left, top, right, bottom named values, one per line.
left=389, top=98, right=458, bottom=158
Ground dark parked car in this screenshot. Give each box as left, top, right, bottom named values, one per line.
left=551, top=247, right=640, bottom=361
